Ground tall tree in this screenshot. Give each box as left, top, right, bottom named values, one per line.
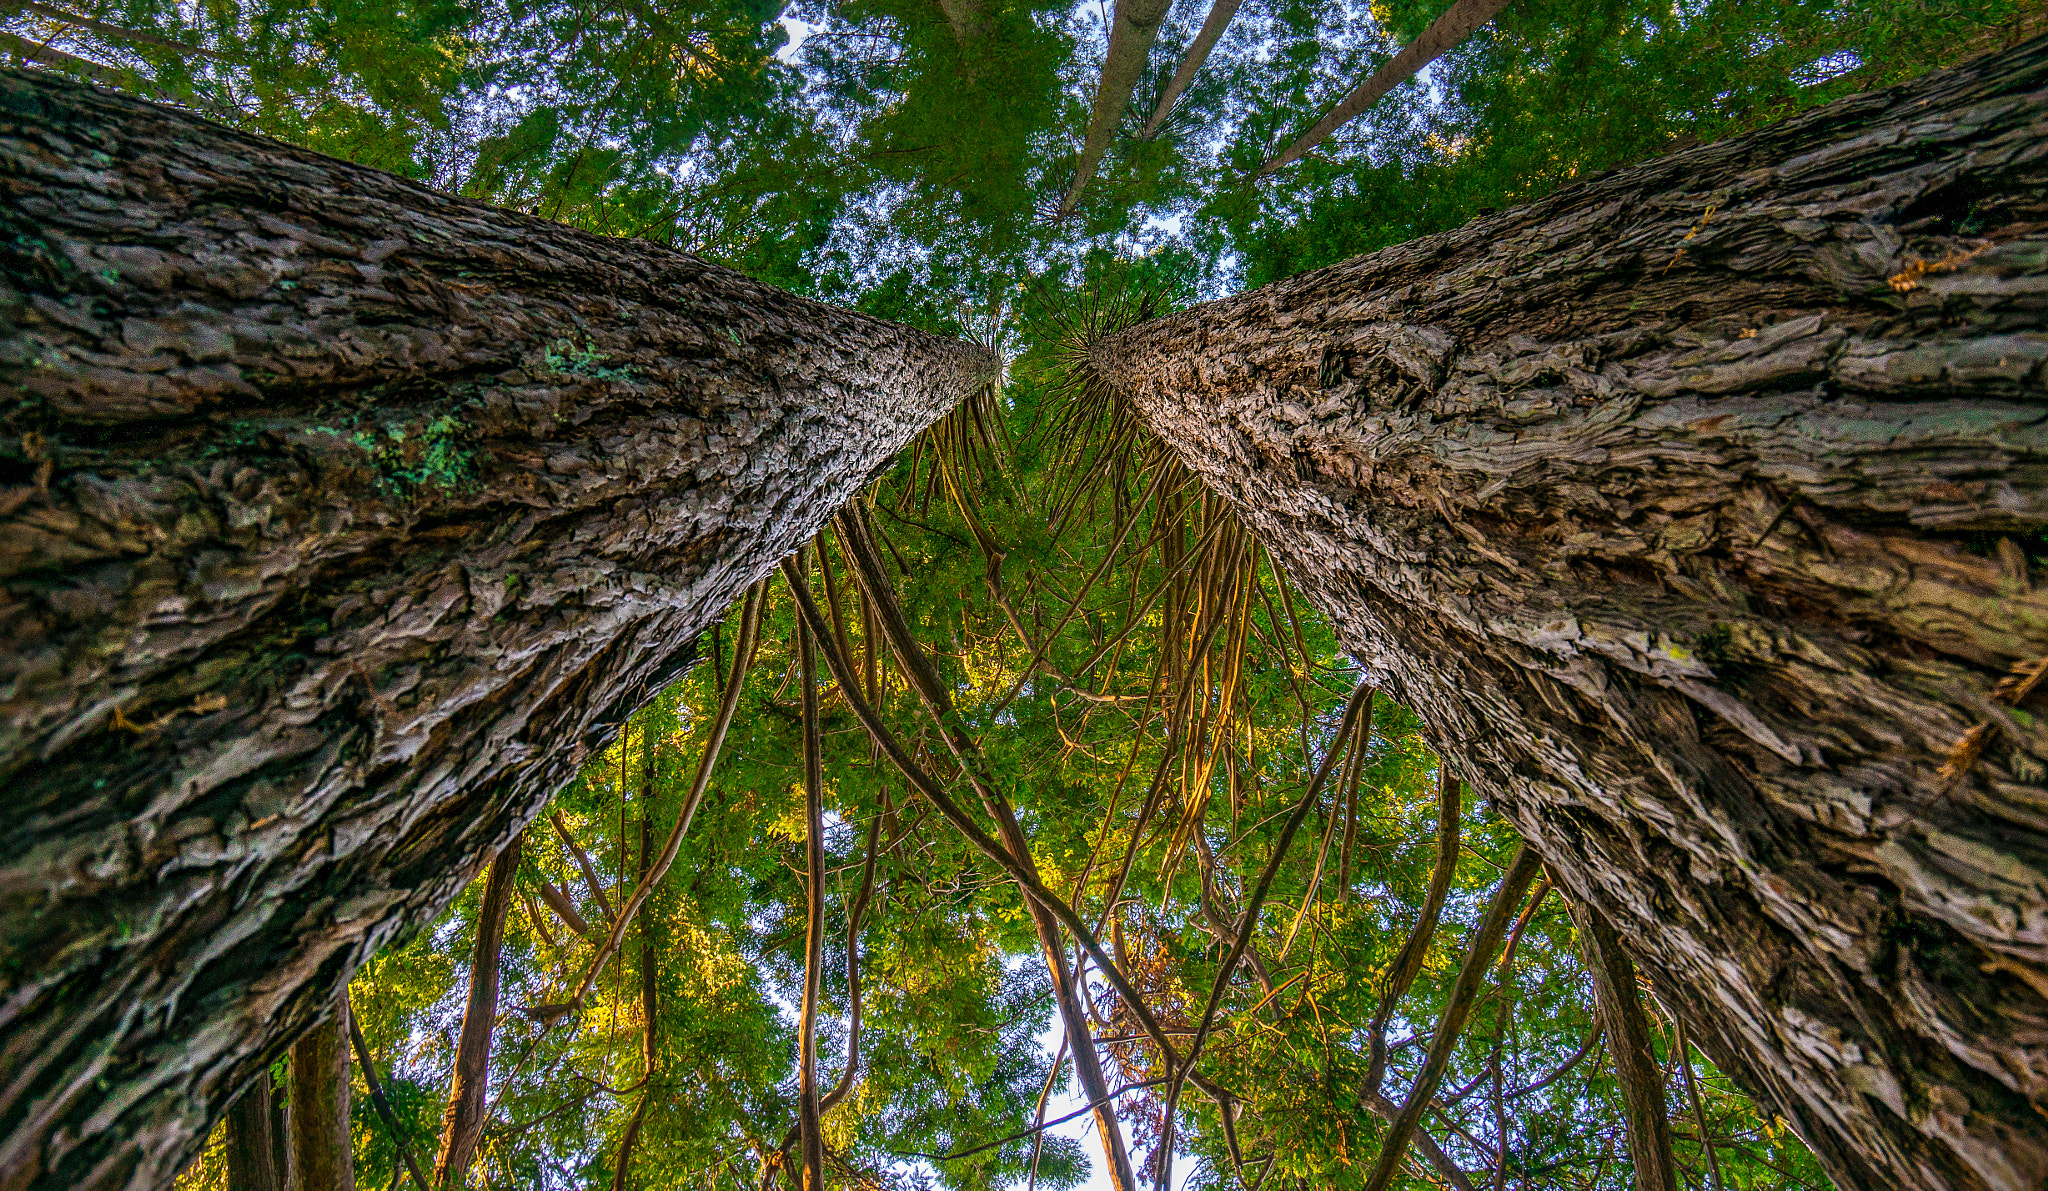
left=1137, top=0, right=1246, bottom=140
left=1256, top=0, right=1513, bottom=176
left=289, top=1005, right=354, bottom=1191
left=223, top=1078, right=281, bottom=1191
left=1093, top=38, right=2048, bottom=1190
left=1059, top=0, right=1175, bottom=216
left=432, top=836, right=520, bottom=1189
left=0, top=72, right=993, bottom=1191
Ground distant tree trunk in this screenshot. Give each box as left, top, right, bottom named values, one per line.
left=289, top=1007, right=353, bottom=1191
left=225, top=1078, right=281, bottom=1191
left=1096, top=39, right=2048, bottom=1191
left=433, top=837, right=520, bottom=1189
left=1059, top=0, right=1174, bottom=216
left=1137, top=0, right=1244, bottom=139
left=795, top=602, right=827, bottom=1191
left=608, top=784, right=658, bottom=1191
left=0, top=72, right=993, bottom=1191
left=1257, top=0, right=1510, bottom=176
left=1561, top=893, right=1678, bottom=1191
left=935, top=0, right=990, bottom=44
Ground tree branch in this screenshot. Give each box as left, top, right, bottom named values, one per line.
left=1361, top=844, right=1543, bottom=1191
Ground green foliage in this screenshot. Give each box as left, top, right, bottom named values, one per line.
left=313, top=413, right=481, bottom=499
left=544, top=338, right=635, bottom=382
left=96, top=0, right=2022, bottom=1184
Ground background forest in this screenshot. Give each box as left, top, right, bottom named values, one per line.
left=6, top=0, right=2034, bottom=1186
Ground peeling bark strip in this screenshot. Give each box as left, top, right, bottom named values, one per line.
left=0, top=71, right=995, bottom=1191
left=1096, top=38, right=2048, bottom=1191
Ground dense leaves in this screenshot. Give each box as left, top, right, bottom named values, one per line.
left=20, top=0, right=2017, bottom=1184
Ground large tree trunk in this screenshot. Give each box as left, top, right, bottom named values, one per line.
left=432, top=836, right=518, bottom=1189
left=0, top=72, right=994, bottom=1191
left=1094, top=37, right=2048, bottom=1191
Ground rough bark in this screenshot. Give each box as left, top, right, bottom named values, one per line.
left=1059, top=0, right=1175, bottom=216
left=223, top=1078, right=280, bottom=1191
left=0, top=71, right=994, bottom=1191
left=1257, top=0, right=1510, bottom=176
left=1095, top=38, right=2048, bottom=1191
left=432, top=837, right=518, bottom=1189
left=288, top=1007, right=352, bottom=1191
left=1561, top=890, right=1679, bottom=1191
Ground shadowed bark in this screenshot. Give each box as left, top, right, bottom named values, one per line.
left=0, top=71, right=995, bottom=1191
left=1096, top=38, right=2048, bottom=1191
left=224, top=1077, right=281, bottom=1191
left=289, top=1006, right=353, bottom=1191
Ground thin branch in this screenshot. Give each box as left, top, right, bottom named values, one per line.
left=797, top=563, right=827, bottom=1191
left=569, top=584, right=764, bottom=1006
left=347, top=995, right=431, bottom=1191
left=552, top=811, right=615, bottom=924
left=17, top=1, right=226, bottom=60
left=1361, top=844, right=1544, bottom=1191
left=1364, top=766, right=1462, bottom=1098
left=1156, top=682, right=1375, bottom=1189
left=893, top=1079, right=1171, bottom=1162
left=1676, top=1018, right=1728, bottom=1191
left=820, top=811, right=882, bottom=1114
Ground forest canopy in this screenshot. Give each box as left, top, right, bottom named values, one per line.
left=2, top=0, right=2040, bottom=1189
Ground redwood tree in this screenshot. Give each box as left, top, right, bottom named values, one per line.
left=0, top=71, right=993, bottom=1191
left=1094, top=37, right=2048, bottom=1191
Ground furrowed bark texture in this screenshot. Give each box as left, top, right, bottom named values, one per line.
left=1096, top=39, right=2048, bottom=1191
left=0, top=72, right=995, bottom=1191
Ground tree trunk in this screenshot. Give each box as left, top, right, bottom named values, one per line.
left=433, top=836, right=520, bottom=1188
left=1094, top=38, right=2048, bottom=1191
left=225, top=1076, right=281, bottom=1191
left=1256, top=0, right=1511, bottom=176
left=1059, top=0, right=1174, bottom=216
left=0, top=72, right=993, bottom=1191
left=1561, top=891, right=1679, bottom=1191
left=1137, top=0, right=1244, bottom=140
left=289, top=1006, right=353, bottom=1191
left=795, top=605, right=826, bottom=1191
left=935, top=0, right=990, bottom=44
